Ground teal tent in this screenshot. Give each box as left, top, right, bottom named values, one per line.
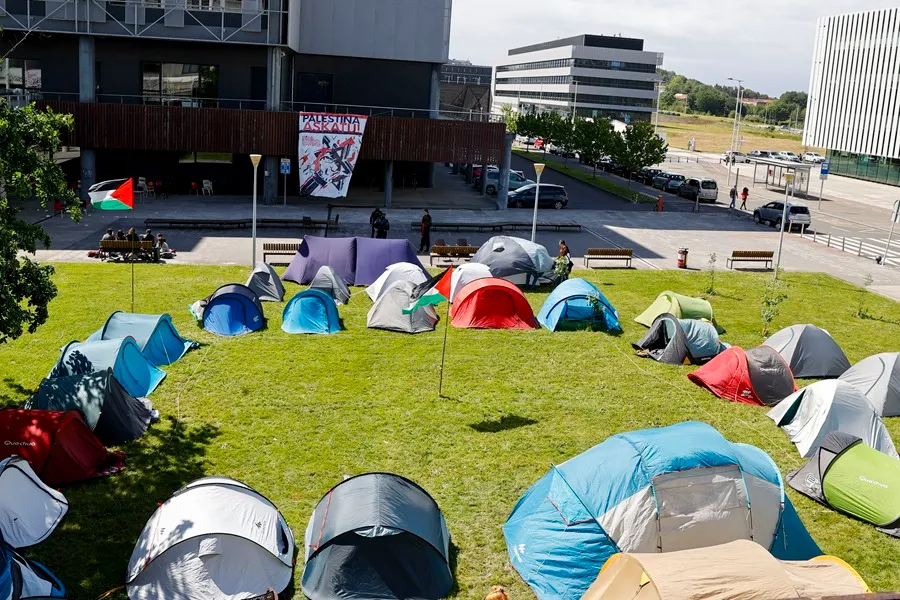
left=49, top=337, right=166, bottom=398
left=537, top=279, right=621, bottom=333
left=282, top=290, right=341, bottom=335
left=87, top=312, right=195, bottom=366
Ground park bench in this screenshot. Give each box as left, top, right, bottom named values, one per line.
left=263, top=242, right=301, bottom=265
left=584, top=247, right=633, bottom=268
left=411, top=221, right=582, bottom=233
left=99, top=240, right=159, bottom=262
left=429, top=244, right=479, bottom=265
left=726, top=250, right=774, bottom=270
left=145, top=215, right=338, bottom=231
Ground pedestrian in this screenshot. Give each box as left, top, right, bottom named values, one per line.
left=369, top=207, right=383, bottom=238
left=558, top=240, right=574, bottom=280
left=740, top=186, right=749, bottom=210
left=374, top=213, right=390, bottom=239
left=729, top=186, right=737, bottom=209
left=418, top=209, right=432, bottom=253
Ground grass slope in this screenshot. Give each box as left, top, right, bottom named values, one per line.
left=2, top=264, right=900, bottom=599
left=658, top=113, right=820, bottom=154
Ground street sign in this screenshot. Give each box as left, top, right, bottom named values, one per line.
left=279, top=158, right=291, bottom=175
left=820, top=173, right=828, bottom=181
left=821, top=161, right=830, bottom=176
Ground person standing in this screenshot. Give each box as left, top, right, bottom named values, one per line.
left=369, top=207, right=383, bottom=238
left=374, top=213, right=390, bottom=239
left=740, top=186, right=749, bottom=210
left=418, top=209, right=433, bottom=253
left=729, top=186, right=737, bottom=209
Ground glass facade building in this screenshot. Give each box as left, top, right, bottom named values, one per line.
left=826, top=151, right=900, bottom=186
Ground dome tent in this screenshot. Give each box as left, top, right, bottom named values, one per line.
left=365, top=262, right=428, bottom=302
left=86, top=312, right=195, bottom=367
left=127, top=477, right=295, bottom=600
left=449, top=263, right=492, bottom=303
left=503, top=421, right=820, bottom=600
left=29, top=369, right=153, bottom=445
left=633, top=313, right=725, bottom=365
left=768, top=380, right=898, bottom=458
left=765, top=324, right=851, bottom=378
left=367, top=281, right=438, bottom=334
left=688, top=345, right=795, bottom=406
left=0, top=537, right=67, bottom=599
left=451, top=278, right=537, bottom=330
left=0, top=456, right=68, bottom=549
left=245, top=263, right=285, bottom=302
left=839, top=352, right=900, bottom=416
left=471, top=236, right=554, bottom=284
left=302, top=473, right=453, bottom=600
left=634, top=291, right=720, bottom=331
left=787, top=431, right=900, bottom=537
left=282, top=289, right=341, bottom=334
left=309, top=265, right=351, bottom=305
left=537, top=278, right=621, bottom=333
left=49, top=337, right=165, bottom=398
left=200, top=284, right=265, bottom=337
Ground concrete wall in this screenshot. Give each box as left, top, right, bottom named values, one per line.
left=1, top=36, right=80, bottom=96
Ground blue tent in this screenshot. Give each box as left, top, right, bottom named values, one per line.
left=0, top=539, right=66, bottom=599
left=49, top=337, right=166, bottom=398
left=503, top=422, right=820, bottom=600
left=282, top=290, right=341, bottom=335
left=202, top=284, right=265, bottom=337
left=537, top=279, right=621, bottom=332
left=87, top=312, right=195, bottom=366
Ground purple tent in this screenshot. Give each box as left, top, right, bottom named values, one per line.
left=354, top=238, right=424, bottom=286
left=283, top=237, right=424, bottom=286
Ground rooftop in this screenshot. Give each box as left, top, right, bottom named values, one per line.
left=509, top=34, right=645, bottom=56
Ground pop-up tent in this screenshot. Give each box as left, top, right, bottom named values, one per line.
left=87, top=312, right=195, bottom=366
left=365, top=262, right=428, bottom=302
left=282, top=289, right=341, bottom=335
left=688, top=345, right=795, bottom=406
left=635, top=291, right=719, bottom=330
left=284, top=237, right=424, bottom=286
left=503, top=421, right=820, bottom=600
left=0, top=409, right=123, bottom=486
left=201, top=284, right=265, bottom=337
left=0, top=456, right=68, bottom=548
left=538, top=278, right=621, bottom=333
left=451, top=278, right=537, bottom=330
left=309, top=265, right=351, bottom=305
left=768, top=380, right=898, bottom=458
left=127, top=477, right=295, bottom=600
left=582, top=539, right=868, bottom=600
left=471, top=236, right=555, bottom=284
left=367, top=281, right=438, bottom=334
left=788, top=432, right=900, bottom=537
left=0, top=538, right=67, bottom=598
left=765, top=324, right=851, bottom=378
left=30, top=369, right=153, bottom=445
left=245, top=263, right=285, bottom=302
left=839, top=352, right=900, bottom=417
left=302, top=473, right=453, bottom=600
left=633, top=314, right=725, bottom=365
left=449, top=263, right=492, bottom=302
left=49, top=337, right=166, bottom=398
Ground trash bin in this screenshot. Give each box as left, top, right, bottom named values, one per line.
left=677, top=247, right=689, bottom=269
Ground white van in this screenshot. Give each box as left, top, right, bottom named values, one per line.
left=679, top=178, right=719, bottom=203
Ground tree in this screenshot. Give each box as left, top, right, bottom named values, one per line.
left=0, top=100, right=79, bottom=343
left=516, top=113, right=539, bottom=152
left=572, top=117, right=615, bottom=177
left=500, top=104, right=519, bottom=134
left=610, top=121, right=669, bottom=187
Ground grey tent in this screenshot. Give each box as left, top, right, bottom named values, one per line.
left=764, top=324, right=851, bottom=378
left=245, top=263, right=285, bottom=302
left=367, top=280, right=438, bottom=334
left=302, top=473, right=453, bottom=600
left=28, top=368, right=153, bottom=445
left=839, top=352, right=900, bottom=417
left=633, top=313, right=726, bottom=365
left=471, top=236, right=555, bottom=285
left=309, top=265, right=351, bottom=305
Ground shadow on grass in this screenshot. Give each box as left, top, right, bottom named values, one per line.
left=448, top=540, right=460, bottom=596
left=1, top=378, right=36, bottom=408
left=470, top=415, right=538, bottom=433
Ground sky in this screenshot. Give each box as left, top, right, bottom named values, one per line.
left=449, top=0, right=900, bottom=97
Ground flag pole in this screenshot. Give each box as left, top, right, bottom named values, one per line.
left=131, top=200, right=135, bottom=313
left=438, top=300, right=451, bottom=397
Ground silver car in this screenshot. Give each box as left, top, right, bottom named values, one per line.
left=754, top=201, right=812, bottom=231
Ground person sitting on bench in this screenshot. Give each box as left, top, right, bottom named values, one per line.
left=115, top=229, right=126, bottom=241
left=157, top=233, right=175, bottom=259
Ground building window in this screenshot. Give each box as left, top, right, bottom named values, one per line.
left=496, top=90, right=654, bottom=108
left=0, top=58, right=41, bottom=93
left=142, top=62, right=218, bottom=106
left=496, top=58, right=656, bottom=74
left=495, top=75, right=655, bottom=91
left=296, top=73, right=333, bottom=106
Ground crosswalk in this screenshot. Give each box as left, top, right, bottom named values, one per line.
left=802, top=231, right=900, bottom=267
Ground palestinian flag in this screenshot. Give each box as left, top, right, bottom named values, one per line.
left=89, top=178, right=134, bottom=210
left=403, top=266, right=453, bottom=314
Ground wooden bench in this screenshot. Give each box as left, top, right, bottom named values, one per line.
left=584, top=247, right=633, bottom=268
left=429, top=245, right=479, bottom=265
left=263, top=242, right=300, bottom=265
left=99, top=240, right=159, bottom=262
left=727, top=250, right=774, bottom=270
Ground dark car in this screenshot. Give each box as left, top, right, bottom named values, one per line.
left=634, top=168, right=662, bottom=185
left=507, top=184, right=568, bottom=209
left=652, top=172, right=685, bottom=192
left=598, top=158, right=618, bottom=173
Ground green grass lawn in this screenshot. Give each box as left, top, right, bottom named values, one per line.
left=3, top=264, right=900, bottom=599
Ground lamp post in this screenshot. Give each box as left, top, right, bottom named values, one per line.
left=531, top=163, right=545, bottom=243
left=774, top=172, right=794, bottom=280
left=726, top=77, right=744, bottom=188
left=654, top=83, right=665, bottom=134
left=250, top=153, right=262, bottom=266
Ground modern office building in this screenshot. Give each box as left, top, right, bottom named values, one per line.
left=0, top=0, right=505, bottom=203
left=493, top=34, right=663, bottom=122
left=804, top=7, right=900, bottom=186
left=440, top=59, right=491, bottom=116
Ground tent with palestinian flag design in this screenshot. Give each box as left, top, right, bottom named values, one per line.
left=88, top=178, right=134, bottom=211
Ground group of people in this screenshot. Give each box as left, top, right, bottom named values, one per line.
left=729, top=186, right=750, bottom=210
left=369, top=208, right=391, bottom=239
left=99, top=227, right=175, bottom=260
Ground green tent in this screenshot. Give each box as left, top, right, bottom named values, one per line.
left=635, top=291, right=720, bottom=331
left=787, top=431, right=900, bottom=537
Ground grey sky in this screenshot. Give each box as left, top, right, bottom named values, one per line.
left=449, top=0, right=899, bottom=97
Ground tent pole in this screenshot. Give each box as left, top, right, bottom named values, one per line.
left=439, top=300, right=451, bottom=397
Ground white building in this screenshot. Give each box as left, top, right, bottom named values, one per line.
left=804, top=8, right=900, bottom=186
left=493, top=34, right=663, bottom=122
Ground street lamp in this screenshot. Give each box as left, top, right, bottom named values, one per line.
left=774, top=172, right=794, bottom=280
left=250, top=153, right=262, bottom=266
left=727, top=77, right=744, bottom=188
left=531, top=163, right=545, bottom=243
left=654, top=83, right=665, bottom=134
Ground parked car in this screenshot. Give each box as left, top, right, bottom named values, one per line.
left=475, top=167, right=524, bottom=187
left=634, top=167, right=663, bottom=186
left=753, top=201, right=812, bottom=231
left=516, top=135, right=535, bottom=145
left=775, top=151, right=801, bottom=163
left=722, top=151, right=750, bottom=163
left=679, top=178, right=719, bottom=203
left=484, top=170, right=534, bottom=195
left=749, top=150, right=775, bottom=159
left=507, top=184, right=569, bottom=209
left=652, top=172, right=686, bottom=192
left=803, top=152, right=826, bottom=164
left=598, top=158, right=618, bottom=173
left=533, top=139, right=545, bottom=150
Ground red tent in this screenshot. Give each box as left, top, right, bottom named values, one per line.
left=450, top=278, right=537, bottom=330
left=687, top=346, right=796, bottom=407
left=0, top=409, right=123, bottom=486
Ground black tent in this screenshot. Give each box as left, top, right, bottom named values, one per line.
left=302, top=473, right=453, bottom=600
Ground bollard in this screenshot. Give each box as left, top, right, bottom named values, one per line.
left=841, top=237, right=845, bottom=252
left=827, top=233, right=831, bottom=248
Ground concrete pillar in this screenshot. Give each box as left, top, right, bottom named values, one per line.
left=465, top=163, right=473, bottom=185
left=384, top=160, right=393, bottom=208
left=78, top=36, right=96, bottom=198
left=424, top=64, right=442, bottom=188
left=480, top=163, right=488, bottom=196
left=262, top=47, right=285, bottom=205
left=497, top=133, right=514, bottom=211
left=263, top=155, right=278, bottom=206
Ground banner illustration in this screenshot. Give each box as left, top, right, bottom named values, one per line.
left=298, top=113, right=368, bottom=198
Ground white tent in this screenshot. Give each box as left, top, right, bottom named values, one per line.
left=768, top=380, right=898, bottom=458
left=0, top=456, right=68, bottom=548
left=765, top=324, right=851, bottom=378
left=245, top=263, right=285, bottom=302
left=450, top=263, right=492, bottom=303
left=309, top=265, right=351, bottom=305
left=367, top=280, right=438, bottom=334
left=365, top=262, right=427, bottom=302
left=839, top=352, right=900, bottom=417
left=126, top=477, right=295, bottom=600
